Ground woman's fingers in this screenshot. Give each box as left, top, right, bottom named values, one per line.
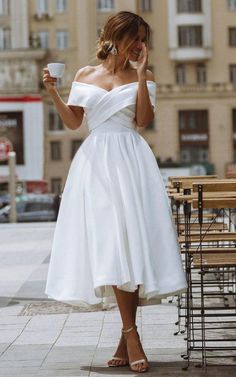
left=44, top=75, right=57, bottom=82
left=42, top=67, right=57, bottom=91
left=42, top=67, right=50, bottom=77
left=142, top=43, right=148, bottom=66
left=42, top=68, right=57, bottom=84
left=141, top=42, right=148, bottom=58
left=42, top=67, right=57, bottom=80
left=43, top=77, right=57, bottom=86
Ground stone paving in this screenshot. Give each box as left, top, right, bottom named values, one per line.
left=0, top=223, right=236, bottom=377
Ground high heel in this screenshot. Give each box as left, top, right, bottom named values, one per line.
left=122, top=325, right=149, bottom=373
left=107, top=328, right=129, bottom=367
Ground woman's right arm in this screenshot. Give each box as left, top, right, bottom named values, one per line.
left=42, top=67, right=84, bottom=130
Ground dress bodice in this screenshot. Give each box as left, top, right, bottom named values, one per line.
left=67, top=81, right=157, bottom=133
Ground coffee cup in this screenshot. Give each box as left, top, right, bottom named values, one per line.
left=47, top=63, right=65, bottom=78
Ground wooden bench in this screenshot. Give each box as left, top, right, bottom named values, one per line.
left=192, top=253, right=236, bottom=268
left=178, top=222, right=228, bottom=232
left=179, top=232, right=236, bottom=244
left=185, top=246, right=236, bottom=255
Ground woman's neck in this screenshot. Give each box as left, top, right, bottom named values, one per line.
left=101, top=55, right=130, bottom=75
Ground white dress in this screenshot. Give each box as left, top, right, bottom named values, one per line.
left=45, top=80, right=187, bottom=308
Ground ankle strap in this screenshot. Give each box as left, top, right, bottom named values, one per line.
left=122, top=325, right=136, bottom=334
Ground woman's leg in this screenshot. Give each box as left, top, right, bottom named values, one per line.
left=107, top=286, right=139, bottom=366
left=112, top=285, right=139, bottom=328
left=111, top=286, right=148, bottom=372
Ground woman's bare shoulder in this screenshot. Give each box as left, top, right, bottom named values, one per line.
left=73, top=65, right=100, bottom=83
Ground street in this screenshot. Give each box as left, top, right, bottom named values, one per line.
left=0, top=223, right=235, bottom=376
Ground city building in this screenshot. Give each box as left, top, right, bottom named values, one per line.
left=155, top=0, right=236, bottom=178
left=0, top=0, right=45, bottom=185
left=0, top=0, right=235, bottom=194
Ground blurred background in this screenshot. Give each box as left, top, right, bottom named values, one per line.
left=0, top=0, right=236, bottom=222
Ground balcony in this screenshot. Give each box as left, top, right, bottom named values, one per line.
left=0, top=48, right=46, bottom=93
left=157, top=82, right=236, bottom=95
left=169, top=46, right=212, bottom=61
left=33, top=12, right=54, bottom=21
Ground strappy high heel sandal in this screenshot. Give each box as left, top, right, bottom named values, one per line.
left=122, top=325, right=149, bottom=373
left=107, top=328, right=129, bottom=367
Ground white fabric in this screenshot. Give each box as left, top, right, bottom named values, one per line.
left=45, top=81, right=187, bottom=308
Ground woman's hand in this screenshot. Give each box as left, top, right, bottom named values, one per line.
left=136, top=43, right=148, bottom=80
left=42, top=67, right=57, bottom=93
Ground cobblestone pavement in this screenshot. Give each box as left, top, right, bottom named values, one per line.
left=0, top=223, right=236, bottom=377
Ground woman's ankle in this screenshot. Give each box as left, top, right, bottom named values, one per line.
left=122, top=324, right=137, bottom=333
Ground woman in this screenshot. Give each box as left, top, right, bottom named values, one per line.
left=44, top=11, right=187, bottom=373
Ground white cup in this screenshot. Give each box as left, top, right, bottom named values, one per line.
left=47, top=63, right=65, bottom=78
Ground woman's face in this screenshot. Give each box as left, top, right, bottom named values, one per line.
left=116, top=25, right=147, bottom=61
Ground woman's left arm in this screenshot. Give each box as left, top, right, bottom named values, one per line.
left=135, top=43, right=155, bottom=128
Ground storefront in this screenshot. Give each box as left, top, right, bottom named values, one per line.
left=0, top=96, right=44, bottom=181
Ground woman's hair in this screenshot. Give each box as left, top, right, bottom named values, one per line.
left=96, top=11, right=150, bottom=61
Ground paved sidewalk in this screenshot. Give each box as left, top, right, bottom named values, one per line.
left=0, top=223, right=236, bottom=377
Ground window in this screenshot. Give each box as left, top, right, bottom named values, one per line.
left=50, top=141, right=62, bottom=160
left=25, top=202, right=52, bottom=212
left=179, top=110, right=209, bottom=164
left=96, top=0, right=115, bottom=11
left=228, top=0, right=236, bottom=10
left=37, top=0, right=48, bottom=15
left=0, top=27, right=11, bottom=49
left=178, top=26, right=202, bottom=47
left=177, top=0, right=202, bottom=13
left=71, top=139, right=83, bottom=159
left=38, top=31, right=49, bottom=48
left=16, top=202, right=26, bottom=214
left=233, top=109, right=236, bottom=161
left=140, top=0, right=152, bottom=12
left=176, top=64, right=186, bottom=85
left=0, top=0, right=9, bottom=15
left=196, top=64, right=206, bottom=84
left=29, top=32, right=41, bottom=48
left=180, top=147, right=208, bottom=163
left=179, top=110, right=208, bottom=131
left=56, top=0, right=67, bottom=12
left=230, top=65, right=236, bottom=84
left=51, top=178, right=62, bottom=194
left=229, top=27, right=236, bottom=46
left=48, top=105, right=64, bottom=131
left=56, top=30, right=68, bottom=49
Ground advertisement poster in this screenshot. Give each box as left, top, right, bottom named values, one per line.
left=0, top=111, right=24, bottom=165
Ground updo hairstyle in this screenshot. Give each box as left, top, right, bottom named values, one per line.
left=96, top=11, right=150, bottom=61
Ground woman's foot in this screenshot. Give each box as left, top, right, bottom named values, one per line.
left=107, top=330, right=129, bottom=367
left=122, top=325, right=149, bottom=373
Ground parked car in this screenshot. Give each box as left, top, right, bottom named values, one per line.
left=0, top=194, right=10, bottom=209
left=0, top=194, right=58, bottom=223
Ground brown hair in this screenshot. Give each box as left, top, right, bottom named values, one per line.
left=96, top=11, right=150, bottom=61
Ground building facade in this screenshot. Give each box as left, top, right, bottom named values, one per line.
left=94, top=0, right=236, bottom=178
left=0, top=0, right=45, bottom=184
left=154, top=0, right=236, bottom=178
left=0, top=0, right=235, bottom=194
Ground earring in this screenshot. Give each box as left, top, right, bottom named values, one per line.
left=110, top=45, right=118, bottom=55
